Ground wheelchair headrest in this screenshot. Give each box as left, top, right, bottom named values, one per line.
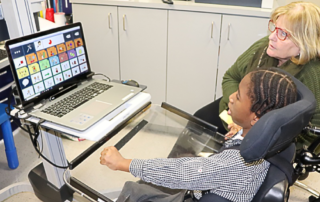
left=240, top=69, right=316, bottom=162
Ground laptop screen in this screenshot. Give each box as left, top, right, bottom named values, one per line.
left=6, top=23, right=91, bottom=107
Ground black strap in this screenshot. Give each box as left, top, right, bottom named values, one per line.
left=114, top=120, right=148, bottom=150
left=266, top=154, right=294, bottom=186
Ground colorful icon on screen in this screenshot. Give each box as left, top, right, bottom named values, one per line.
left=66, top=40, right=75, bottom=50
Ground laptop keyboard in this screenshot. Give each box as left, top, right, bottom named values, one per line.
left=41, top=82, right=113, bottom=118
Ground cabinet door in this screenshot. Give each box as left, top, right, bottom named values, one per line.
left=215, top=15, right=269, bottom=99
left=73, top=4, right=120, bottom=79
left=167, top=10, right=221, bottom=114
left=118, top=7, right=167, bottom=105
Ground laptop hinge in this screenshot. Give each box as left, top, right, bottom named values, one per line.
left=49, top=83, right=78, bottom=101
left=21, top=102, right=35, bottom=110
left=15, top=102, right=35, bottom=113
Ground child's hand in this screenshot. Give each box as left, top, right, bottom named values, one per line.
left=100, top=146, right=131, bottom=172
left=225, top=123, right=242, bottom=140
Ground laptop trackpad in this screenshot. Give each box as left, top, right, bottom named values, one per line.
left=80, top=100, right=112, bottom=116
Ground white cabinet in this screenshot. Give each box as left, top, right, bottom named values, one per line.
left=72, top=4, right=269, bottom=111
left=118, top=7, right=168, bottom=105
left=215, top=15, right=269, bottom=99
left=73, top=4, right=120, bottom=79
left=166, top=10, right=221, bottom=114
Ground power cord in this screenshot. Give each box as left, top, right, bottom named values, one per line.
left=5, top=89, right=47, bottom=158
left=4, top=89, right=69, bottom=169
left=94, top=73, right=111, bottom=82
left=63, top=168, right=96, bottom=202
left=5, top=89, right=30, bottom=133
left=26, top=123, right=69, bottom=169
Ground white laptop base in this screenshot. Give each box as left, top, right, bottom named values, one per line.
left=27, top=92, right=151, bottom=141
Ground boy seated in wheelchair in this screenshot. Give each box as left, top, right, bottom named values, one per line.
left=100, top=68, right=297, bottom=202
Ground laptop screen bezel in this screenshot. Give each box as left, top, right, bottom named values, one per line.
left=5, top=22, right=92, bottom=108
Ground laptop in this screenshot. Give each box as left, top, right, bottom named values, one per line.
left=5, top=23, right=143, bottom=131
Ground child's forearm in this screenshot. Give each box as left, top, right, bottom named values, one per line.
left=117, top=159, right=132, bottom=172
left=100, top=146, right=133, bottom=172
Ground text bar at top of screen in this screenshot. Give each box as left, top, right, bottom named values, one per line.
left=8, top=26, right=81, bottom=49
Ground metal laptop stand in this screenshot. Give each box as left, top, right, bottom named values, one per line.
left=26, top=103, right=224, bottom=202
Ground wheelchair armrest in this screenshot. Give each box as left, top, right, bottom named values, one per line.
left=301, top=154, right=320, bottom=165
left=295, top=151, right=320, bottom=175
left=304, top=126, right=320, bottom=136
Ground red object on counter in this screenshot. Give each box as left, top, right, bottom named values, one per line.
left=46, top=8, right=55, bottom=22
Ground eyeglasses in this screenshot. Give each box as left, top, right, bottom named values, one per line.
left=268, top=20, right=290, bottom=41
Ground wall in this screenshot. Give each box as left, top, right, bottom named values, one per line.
left=273, top=0, right=320, bottom=9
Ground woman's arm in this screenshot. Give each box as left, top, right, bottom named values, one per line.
left=296, top=63, right=320, bottom=146
left=219, top=37, right=270, bottom=115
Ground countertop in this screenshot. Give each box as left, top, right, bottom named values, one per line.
left=70, top=0, right=272, bottom=18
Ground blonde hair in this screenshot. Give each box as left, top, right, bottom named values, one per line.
left=270, top=1, right=320, bottom=65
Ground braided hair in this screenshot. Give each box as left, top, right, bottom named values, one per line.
left=249, top=68, right=297, bottom=118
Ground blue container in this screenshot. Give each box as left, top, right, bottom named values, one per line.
left=0, top=104, right=19, bottom=169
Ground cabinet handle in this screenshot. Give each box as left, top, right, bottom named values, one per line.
left=0, top=71, right=7, bottom=76
left=211, top=22, right=214, bottom=38
left=227, top=23, right=231, bottom=41
left=108, top=13, right=112, bottom=29
left=123, top=14, right=126, bottom=31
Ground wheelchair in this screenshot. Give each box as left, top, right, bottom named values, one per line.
left=193, top=70, right=320, bottom=202
left=293, top=126, right=320, bottom=202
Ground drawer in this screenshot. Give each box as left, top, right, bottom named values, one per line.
left=0, top=86, right=14, bottom=105
left=0, top=65, right=14, bottom=87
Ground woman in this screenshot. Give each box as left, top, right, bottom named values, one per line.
left=195, top=1, right=320, bottom=149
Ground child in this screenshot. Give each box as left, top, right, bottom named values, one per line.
left=100, top=68, right=297, bottom=202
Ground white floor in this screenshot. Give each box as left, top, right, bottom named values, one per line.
left=0, top=128, right=320, bottom=202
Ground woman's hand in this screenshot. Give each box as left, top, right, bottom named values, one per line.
left=100, top=146, right=132, bottom=172
left=225, top=123, right=242, bottom=140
